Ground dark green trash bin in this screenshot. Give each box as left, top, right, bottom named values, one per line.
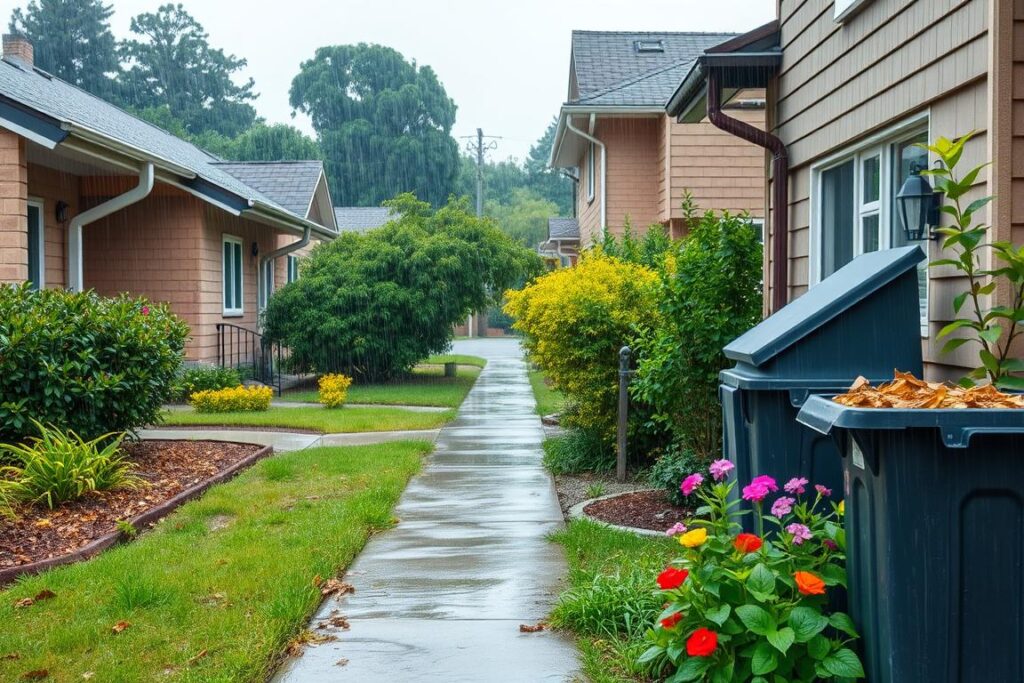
left=797, top=397, right=1024, bottom=683
left=720, top=246, right=924, bottom=530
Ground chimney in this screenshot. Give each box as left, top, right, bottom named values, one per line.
left=2, top=34, right=33, bottom=67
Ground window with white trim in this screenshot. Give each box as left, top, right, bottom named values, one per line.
left=812, top=125, right=929, bottom=334
left=287, top=255, right=299, bottom=283
left=222, top=235, right=243, bottom=316
left=586, top=141, right=595, bottom=203
left=27, top=200, right=44, bottom=290
left=259, top=260, right=274, bottom=311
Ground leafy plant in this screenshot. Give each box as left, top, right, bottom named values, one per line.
left=648, top=442, right=707, bottom=506
left=642, top=465, right=863, bottom=682
left=318, top=373, right=353, bottom=409
left=925, top=132, right=1024, bottom=389
left=190, top=386, right=273, bottom=413
left=551, top=569, right=666, bottom=640
left=172, top=366, right=241, bottom=402
left=0, top=286, right=188, bottom=442
left=0, top=421, right=137, bottom=509
left=116, top=519, right=138, bottom=537
left=542, top=429, right=616, bottom=475
left=585, top=482, right=607, bottom=499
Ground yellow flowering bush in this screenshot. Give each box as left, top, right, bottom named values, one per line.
left=190, top=385, right=273, bottom=413
left=504, top=251, right=660, bottom=437
left=318, top=373, right=353, bottom=408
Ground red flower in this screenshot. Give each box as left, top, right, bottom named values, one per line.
left=660, top=612, right=683, bottom=629
left=794, top=571, right=826, bottom=596
left=686, top=627, right=718, bottom=657
left=734, top=533, right=763, bottom=554
left=656, top=566, right=689, bottom=590
left=141, top=305, right=150, bottom=316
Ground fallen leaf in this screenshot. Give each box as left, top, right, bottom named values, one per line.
left=33, top=519, right=51, bottom=529
left=197, top=593, right=227, bottom=607
left=33, top=590, right=55, bottom=602
left=320, top=579, right=355, bottom=598
left=21, top=671, right=48, bottom=680
left=335, top=658, right=350, bottom=667
left=317, top=615, right=350, bottom=630
left=13, top=598, right=34, bottom=609
left=111, top=621, right=131, bottom=634
left=2, top=652, right=20, bottom=660
left=284, top=630, right=338, bottom=657
left=519, top=623, right=546, bottom=633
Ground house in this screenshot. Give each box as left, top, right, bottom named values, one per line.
left=666, top=0, right=1008, bottom=379
left=333, top=206, right=397, bottom=234
left=0, top=35, right=337, bottom=363
left=549, top=30, right=768, bottom=248
left=538, top=217, right=580, bottom=266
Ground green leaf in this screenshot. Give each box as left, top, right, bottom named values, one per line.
left=676, top=656, right=713, bottom=682
left=940, top=337, right=973, bottom=355
left=736, top=604, right=776, bottom=636
left=980, top=348, right=1001, bottom=376
left=964, top=195, right=994, bottom=219
left=996, top=375, right=1024, bottom=391
left=746, top=564, right=777, bottom=597
left=807, top=634, right=830, bottom=660
left=789, top=606, right=829, bottom=642
left=710, top=657, right=735, bottom=683
left=637, top=645, right=664, bottom=664
left=828, top=612, right=859, bottom=638
left=823, top=648, right=866, bottom=678
left=767, top=626, right=795, bottom=655
left=953, top=291, right=969, bottom=314
left=705, top=604, right=731, bottom=627
left=751, top=641, right=779, bottom=675
left=979, top=326, right=1003, bottom=345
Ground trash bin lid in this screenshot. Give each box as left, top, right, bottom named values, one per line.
left=796, top=394, right=1024, bottom=448
left=724, top=246, right=925, bottom=368
left=719, top=365, right=888, bottom=391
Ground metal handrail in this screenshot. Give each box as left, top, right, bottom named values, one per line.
left=215, top=323, right=284, bottom=395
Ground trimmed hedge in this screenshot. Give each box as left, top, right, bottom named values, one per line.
left=0, top=285, right=189, bottom=442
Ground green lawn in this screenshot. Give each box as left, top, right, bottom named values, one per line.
left=422, top=354, right=487, bottom=368
left=0, top=441, right=430, bottom=682
left=161, top=406, right=454, bottom=433
left=549, top=519, right=679, bottom=683
left=530, top=368, right=565, bottom=416
left=282, top=365, right=482, bottom=408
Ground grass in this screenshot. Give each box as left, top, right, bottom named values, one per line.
left=529, top=369, right=564, bottom=416
left=0, top=441, right=431, bottom=682
left=161, top=406, right=454, bottom=433
left=423, top=354, right=487, bottom=368
left=549, top=519, right=679, bottom=683
left=282, top=365, right=482, bottom=408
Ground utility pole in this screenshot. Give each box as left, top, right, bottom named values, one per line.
left=461, top=128, right=499, bottom=217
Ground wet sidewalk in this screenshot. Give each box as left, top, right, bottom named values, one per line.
left=273, top=338, right=580, bottom=682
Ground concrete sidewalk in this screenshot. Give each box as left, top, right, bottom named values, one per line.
left=272, top=338, right=580, bottom=682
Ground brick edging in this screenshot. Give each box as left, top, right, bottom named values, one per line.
left=0, top=441, right=274, bottom=585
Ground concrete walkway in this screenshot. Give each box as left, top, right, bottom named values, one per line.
left=138, top=427, right=441, bottom=451
left=273, top=338, right=580, bottom=682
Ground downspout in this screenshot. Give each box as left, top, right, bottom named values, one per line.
left=565, top=114, right=607, bottom=238
left=68, top=161, right=154, bottom=292
left=706, top=68, right=789, bottom=313
left=258, top=224, right=311, bottom=311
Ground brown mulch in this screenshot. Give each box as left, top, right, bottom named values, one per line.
left=0, top=440, right=262, bottom=569
left=584, top=489, right=691, bottom=532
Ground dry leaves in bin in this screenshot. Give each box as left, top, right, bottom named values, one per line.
left=834, top=372, right=1024, bottom=409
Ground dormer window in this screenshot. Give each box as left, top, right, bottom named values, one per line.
left=634, top=39, right=664, bottom=54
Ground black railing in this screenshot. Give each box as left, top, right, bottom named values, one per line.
left=216, top=323, right=284, bottom=395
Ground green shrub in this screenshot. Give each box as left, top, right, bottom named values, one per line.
left=0, top=421, right=137, bottom=508
left=542, top=429, right=616, bottom=475
left=0, top=285, right=189, bottom=442
left=172, top=366, right=241, bottom=402
left=647, top=443, right=707, bottom=506
left=189, top=386, right=273, bottom=413
left=550, top=569, right=665, bottom=639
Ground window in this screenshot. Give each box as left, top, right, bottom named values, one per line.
left=747, top=218, right=765, bottom=244
left=287, top=255, right=299, bottom=283
left=635, top=39, right=665, bottom=53
left=222, top=235, right=243, bottom=316
left=586, top=141, right=595, bottom=203
left=259, top=260, right=274, bottom=311
left=812, top=122, right=929, bottom=333
left=27, top=200, right=43, bottom=290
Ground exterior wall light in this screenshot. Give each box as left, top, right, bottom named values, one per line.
left=896, top=163, right=942, bottom=241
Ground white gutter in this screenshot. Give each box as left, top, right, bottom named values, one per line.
left=258, top=224, right=311, bottom=310
left=565, top=114, right=606, bottom=236
left=62, top=125, right=195, bottom=178
left=68, top=161, right=154, bottom=292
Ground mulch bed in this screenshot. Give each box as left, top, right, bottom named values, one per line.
left=0, top=440, right=265, bottom=574
left=584, top=489, right=691, bottom=532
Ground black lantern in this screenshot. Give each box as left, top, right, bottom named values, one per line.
left=896, top=164, right=941, bottom=241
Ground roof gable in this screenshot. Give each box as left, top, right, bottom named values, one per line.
left=214, top=161, right=324, bottom=217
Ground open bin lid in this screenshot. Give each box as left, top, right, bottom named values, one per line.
left=797, top=394, right=1024, bottom=448
left=721, top=246, right=925, bottom=388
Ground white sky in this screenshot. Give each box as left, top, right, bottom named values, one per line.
left=102, top=0, right=776, bottom=161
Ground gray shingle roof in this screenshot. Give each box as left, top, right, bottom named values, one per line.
left=548, top=217, right=580, bottom=240
left=570, top=31, right=736, bottom=106
left=213, top=161, right=323, bottom=218
left=333, top=207, right=396, bottom=233
left=0, top=58, right=323, bottom=230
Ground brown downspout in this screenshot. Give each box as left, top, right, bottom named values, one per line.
left=706, top=68, right=789, bottom=313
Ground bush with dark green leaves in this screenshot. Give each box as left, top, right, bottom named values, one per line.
left=264, top=194, right=543, bottom=381
left=542, top=428, right=616, bottom=475
left=647, top=442, right=708, bottom=506
left=0, top=285, right=189, bottom=442
left=171, top=365, right=242, bottom=402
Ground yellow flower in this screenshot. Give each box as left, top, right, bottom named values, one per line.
left=680, top=528, right=708, bottom=548
left=838, top=500, right=845, bottom=516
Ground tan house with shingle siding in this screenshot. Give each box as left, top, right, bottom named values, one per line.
left=669, top=0, right=1020, bottom=380
left=549, top=30, right=767, bottom=249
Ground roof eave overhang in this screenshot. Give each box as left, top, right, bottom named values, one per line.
left=549, top=104, right=666, bottom=168
left=0, top=93, right=67, bottom=148
left=666, top=52, right=781, bottom=124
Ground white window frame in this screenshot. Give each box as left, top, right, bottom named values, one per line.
left=586, top=141, right=596, bottom=203
left=287, top=255, right=299, bottom=283
left=26, top=198, right=44, bottom=290
left=835, top=0, right=873, bottom=22
left=222, top=234, right=244, bottom=317
left=259, top=259, right=274, bottom=312
left=809, top=112, right=930, bottom=336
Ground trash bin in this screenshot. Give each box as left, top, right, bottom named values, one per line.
left=797, top=397, right=1024, bottom=683
left=720, top=245, right=925, bottom=529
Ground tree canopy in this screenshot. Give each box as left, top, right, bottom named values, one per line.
left=289, top=44, right=459, bottom=207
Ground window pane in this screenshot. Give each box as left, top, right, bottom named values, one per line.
left=27, top=205, right=41, bottom=290
left=862, top=155, right=880, bottom=204
left=223, top=241, right=231, bottom=309
left=233, top=243, right=242, bottom=310
left=820, top=160, right=855, bottom=278
left=862, top=213, right=880, bottom=253
left=891, top=132, right=930, bottom=330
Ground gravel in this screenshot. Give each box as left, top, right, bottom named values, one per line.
left=553, top=472, right=651, bottom=514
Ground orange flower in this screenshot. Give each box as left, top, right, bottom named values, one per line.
left=794, top=571, right=826, bottom=596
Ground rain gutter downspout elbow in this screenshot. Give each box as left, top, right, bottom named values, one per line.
left=565, top=115, right=607, bottom=238
left=68, top=161, right=155, bottom=292
left=706, top=68, right=789, bottom=313
left=258, top=224, right=312, bottom=310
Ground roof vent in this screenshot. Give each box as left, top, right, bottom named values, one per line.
left=634, top=39, right=665, bottom=54
left=2, top=34, right=33, bottom=67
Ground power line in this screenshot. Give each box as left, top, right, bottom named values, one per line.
left=462, top=128, right=500, bottom=217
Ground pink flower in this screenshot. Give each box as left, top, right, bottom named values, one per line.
left=141, top=305, right=150, bottom=316
left=771, top=496, right=795, bottom=517
left=750, top=475, right=779, bottom=493
left=680, top=473, right=704, bottom=496
left=784, top=477, right=808, bottom=495
left=742, top=482, right=771, bottom=503
left=786, top=523, right=813, bottom=545
left=709, top=459, right=734, bottom=481
left=815, top=485, right=832, bottom=497
left=665, top=522, right=688, bottom=537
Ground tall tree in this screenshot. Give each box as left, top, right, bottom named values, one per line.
left=289, top=44, right=459, bottom=207
left=120, top=3, right=257, bottom=137
left=217, top=123, right=321, bottom=161
left=8, top=0, right=119, bottom=98
left=524, top=117, right=572, bottom=215
left=485, top=188, right=558, bottom=248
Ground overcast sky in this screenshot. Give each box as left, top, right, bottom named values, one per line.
left=102, top=0, right=776, bottom=161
